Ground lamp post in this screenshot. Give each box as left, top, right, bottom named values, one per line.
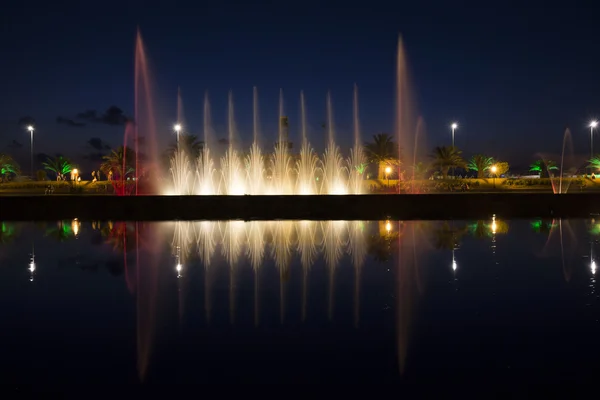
left=491, top=165, right=497, bottom=189
left=27, top=125, right=34, bottom=178
left=72, top=169, right=78, bottom=185
left=590, top=120, right=598, bottom=167
left=451, top=122, right=458, bottom=148
left=385, top=166, right=391, bottom=188
left=174, top=124, right=182, bottom=148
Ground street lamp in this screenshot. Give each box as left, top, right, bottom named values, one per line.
left=491, top=165, right=498, bottom=189
left=174, top=124, right=182, bottom=147
left=590, top=120, right=598, bottom=165
left=451, top=122, right=458, bottom=148
left=27, top=125, right=34, bottom=178
left=385, top=166, right=392, bottom=188
left=72, top=169, right=78, bottom=184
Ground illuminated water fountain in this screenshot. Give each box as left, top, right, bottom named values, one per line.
left=166, top=88, right=367, bottom=195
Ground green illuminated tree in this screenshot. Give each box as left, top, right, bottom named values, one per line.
left=364, top=133, right=399, bottom=179
left=467, top=155, right=494, bottom=178
left=0, top=222, right=17, bottom=244
left=430, top=146, right=467, bottom=179
left=0, top=153, right=20, bottom=180
left=530, top=159, right=558, bottom=178
left=43, top=156, right=72, bottom=180
left=587, top=156, right=600, bottom=171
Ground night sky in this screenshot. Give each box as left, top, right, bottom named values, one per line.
left=1, top=0, right=599, bottom=171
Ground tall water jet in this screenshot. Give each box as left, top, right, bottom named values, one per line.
left=270, top=89, right=292, bottom=194
left=396, top=34, right=415, bottom=182
left=557, top=128, right=575, bottom=194
left=409, top=117, right=427, bottom=193
left=196, top=92, right=216, bottom=195
left=322, top=92, right=348, bottom=194
left=176, top=86, right=185, bottom=128
left=220, top=91, right=245, bottom=195
left=170, top=149, right=193, bottom=195
left=133, top=28, right=160, bottom=194
left=296, top=90, right=320, bottom=195
left=347, top=84, right=366, bottom=194
left=246, top=86, right=265, bottom=195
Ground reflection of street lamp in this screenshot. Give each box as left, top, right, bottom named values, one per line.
left=385, top=166, right=391, bottom=187
left=385, top=220, right=392, bottom=233
left=28, top=254, right=35, bottom=282
left=27, top=125, right=34, bottom=178
left=174, top=124, right=182, bottom=147
left=490, top=165, right=497, bottom=189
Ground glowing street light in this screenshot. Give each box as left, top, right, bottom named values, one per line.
left=28, top=255, right=35, bottom=282
left=450, top=122, right=458, bottom=148
left=592, top=260, right=597, bottom=275
left=590, top=120, right=598, bottom=163
left=385, top=166, right=392, bottom=188
left=27, top=125, right=34, bottom=178
left=174, top=124, right=182, bottom=146
left=491, top=165, right=498, bottom=189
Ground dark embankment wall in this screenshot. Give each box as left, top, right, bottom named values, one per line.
left=1, top=193, right=600, bottom=221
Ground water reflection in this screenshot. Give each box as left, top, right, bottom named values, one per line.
left=1, top=218, right=599, bottom=383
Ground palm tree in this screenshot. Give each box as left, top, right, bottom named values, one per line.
left=42, top=156, right=72, bottom=180
left=364, top=133, right=399, bottom=179
left=588, top=156, right=600, bottom=172
left=430, top=146, right=467, bottom=178
left=530, top=159, right=558, bottom=178
left=100, top=146, right=136, bottom=180
left=467, top=155, right=494, bottom=178
left=0, top=154, right=20, bottom=181
left=166, top=134, right=204, bottom=160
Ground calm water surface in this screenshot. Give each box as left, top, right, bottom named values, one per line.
left=0, top=218, right=598, bottom=384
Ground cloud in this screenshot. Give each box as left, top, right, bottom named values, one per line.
left=57, top=116, right=86, bottom=127
left=83, top=152, right=106, bottom=162
left=87, top=137, right=111, bottom=151
left=8, top=140, right=23, bottom=149
left=76, top=106, right=130, bottom=126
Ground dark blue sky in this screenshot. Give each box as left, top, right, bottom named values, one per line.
left=1, top=0, right=599, bottom=170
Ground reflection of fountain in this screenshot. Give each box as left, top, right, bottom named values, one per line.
left=348, top=221, right=367, bottom=326
left=322, top=221, right=348, bottom=319
left=297, top=221, right=319, bottom=321
left=246, top=221, right=266, bottom=326
left=220, top=221, right=245, bottom=323
left=271, top=221, right=295, bottom=322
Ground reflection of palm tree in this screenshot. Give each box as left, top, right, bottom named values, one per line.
left=45, top=221, right=73, bottom=242
left=0, top=222, right=17, bottom=244
left=367, top=232, right=399, bottom=262
left=431, top=222, right=468, bottom=250
left=101, top=222, right=135, bottom=253
left=469, top=220, right=490, bottom=239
